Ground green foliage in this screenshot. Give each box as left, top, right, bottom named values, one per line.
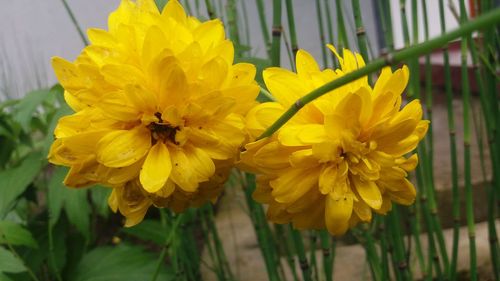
left=0, top=152, right=44, bottom=216
left=70, top=245, right=174, bottom=281
left=0, top=248, right=26, bottom=274
left=0, top=221, right=37, bottom=248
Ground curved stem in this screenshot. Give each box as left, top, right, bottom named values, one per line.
left=256, top=8, right=500, bottom=140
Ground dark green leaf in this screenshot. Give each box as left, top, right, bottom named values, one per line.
left=90, top=186, right=112, bottom=218
left=0, top=221, right=37, bottom=248
left=0, top=247, right=26, bottom=274
left=0, top=273, right=14, bottom=281
left=64, top=188, right=90, bottom=239
left=48, top=167, right=90, bottom=239
left=121, top=220, right=167, bottom=245
left=70, top=245, right=173, bottom=281
left=12, top=89, right=52, bottom=132
left=0, top=153, right=44, bottom=216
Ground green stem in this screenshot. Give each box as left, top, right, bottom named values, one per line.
left=255, top=7, right=500, bottom=140
left=285, top=0, right=299, bottom=58
left=319, top=230, right=333, bottom=281
left=335, top=0, right=349, bottom=50
left=60, top=0, right=89, bottom=46
left=255, top=0, right=271, bottom=58
left=290, top=227, right=312, bottom=281
left=243, top=173, right=281, bottom=281
left=437, top=1, right=461, bottom=280
left=271, top=0, right=282, bottom=67
left=459, top=1, right=477, bottom=281
left=352, top=0, right=371, bottom=83
left=226, top=0, right=241, bottom=57
left=151, top=213, right=186, bottom=281
left=315, top=0, right=329, bottom=67
left=204, top=0, right=216, bottom=19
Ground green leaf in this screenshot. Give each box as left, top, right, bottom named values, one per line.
left=0, top=152, right=44, bottom=216
left=64, top=188, right=90, bottom=239
left=0, top=247, right=26, bottom=274
left=12, top=89, right=52, bottom=132
left=48, top=167, right=90, bottom=239
left=90, top=186, right=112, bottom=218
left=0, top=221, right=37, bottom=248
left=0, top=273, right=14, bottom=281
left=70, top=245, right=173, bottom=281
left=121, top=220, right=167, bottom=245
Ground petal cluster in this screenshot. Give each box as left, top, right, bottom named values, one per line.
left=49, top=0, right=258, bottom=226
left=240, top=45, right=428, bottom=236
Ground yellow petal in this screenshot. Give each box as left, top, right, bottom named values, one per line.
left=263, top=67, right=308, bottom=107
left=318, top=165, right=337, bottom=194
left=97, top=126, right=151, bottom=167
left=353, top=200, right=372, bottom=222
left=352, top=176, right=382, bottom=210
left=245, top=102, right=285, bottom=137
left=278, top=124, right=327, bottom=146
left=228, top=63, right=257, bottom=87
left=387, top=178, right=417, bottom=205
left=101, top=64, right=145, bottom=87
left=97, top=91, right=141, bottom=121
left=325, top=191, right=353, bottom=236
left=270, top=168, right=320, bottom=203
left=141, top=26, right=168, bottom=69
left=296, top=49, right=320, bottom=77
left=87, top=28, right=117, bottom=48
left=194, top=19, right=225, bottom=51
left=161, top=0, right=187, bottom=23
left=140, top=142, right=172, bottom=193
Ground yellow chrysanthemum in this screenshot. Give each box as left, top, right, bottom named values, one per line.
left=240, top=45, right=428, bottom=236
left=48, top=0, right=258, bottom=226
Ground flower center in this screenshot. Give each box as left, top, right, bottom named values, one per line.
left=148, top=112, right=180, bottom=145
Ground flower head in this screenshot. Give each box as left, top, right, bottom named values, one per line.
left=49, top=0, right=258, bottom=226
left=240, top=45, right=428, bottom=236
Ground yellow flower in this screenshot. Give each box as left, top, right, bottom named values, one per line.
left=240, top=45, right=428, bottom=236
left=48, top=0, right=258, bottom=226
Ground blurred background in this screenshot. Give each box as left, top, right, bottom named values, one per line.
left=0, top=0, right=467, bottom=99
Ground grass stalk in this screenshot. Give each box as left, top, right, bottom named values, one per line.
left=315, top=0, right=329, bottom=67
left=437, top=1, right=461, bottom=279
left=255, top=0, right=271, bottom=57
left=458, top=1, right=477, bottom=280
left=271, top=0, right=282, bottom=67
left=255, top=7, right=500, bottom=140
left=461, top=1, right=500, bottom=280
left=226, top=0, right=241, bottom=57
left=243, top=173, right=281, bottom=281
left=275, top=225, right=300, bottom=281
left=387, top=208, right=412, bottom=280
left=290, top=226, right=312, bottom=281
left=319, top=230, right=333, bottom=281
left=204, top=0, right=216, bottom=19
left=60, top=0, right=89, bottom=46
left=351, top=0, right=371, bottom=83
left=240, top=0, right=251, bottom=51
left=284, top=0, right=299, bottom=58
left=334, top=0, right=349, bottom=50
left=151, top=213, right=186, bottom=281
